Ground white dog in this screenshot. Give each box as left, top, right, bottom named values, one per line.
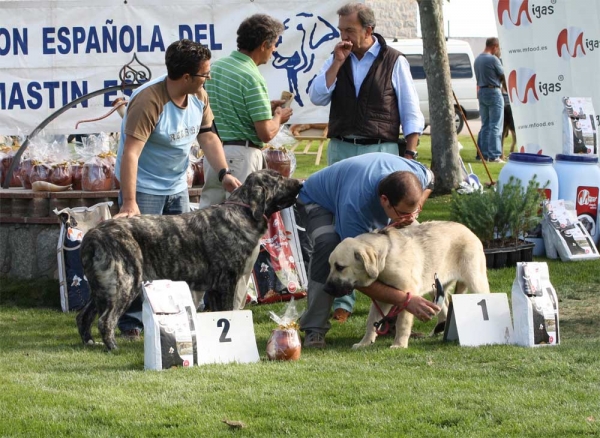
left=324, top=221, right=490, bottom=349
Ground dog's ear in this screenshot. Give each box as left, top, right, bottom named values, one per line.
left=248, top=186, right=267, bottom=222
left=355, top=246, right=379, bottom=279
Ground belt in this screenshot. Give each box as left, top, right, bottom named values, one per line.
left=336, top=136, right=387, bottom=145
left=484, top=85, right=500, bottom=89
left=222, top=140, right=262, bottom=149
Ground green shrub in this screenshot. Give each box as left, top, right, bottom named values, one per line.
left=449, top=177, right=546, bottom=248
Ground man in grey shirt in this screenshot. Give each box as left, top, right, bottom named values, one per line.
left=474, top=37, right=505, bottom=163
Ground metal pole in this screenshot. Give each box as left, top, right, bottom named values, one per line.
left=453, top=90, right=495, bottom=186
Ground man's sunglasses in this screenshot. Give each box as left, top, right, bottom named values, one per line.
left=191, top=72, right=211, bottom=79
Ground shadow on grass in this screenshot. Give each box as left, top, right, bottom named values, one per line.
left=0, top=277, right=61, bottom=309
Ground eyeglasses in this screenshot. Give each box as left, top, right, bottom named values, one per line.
left=391, top=204, right=421, bottom=223
left=191, top=72, right=211, bottom=79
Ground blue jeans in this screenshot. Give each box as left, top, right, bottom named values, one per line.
left=117, top=190, right=190, bottom=332
left=477, top=88, right=504, bottom=160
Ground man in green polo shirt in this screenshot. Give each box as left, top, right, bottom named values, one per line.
left=200, top=13, right=293, bottom=309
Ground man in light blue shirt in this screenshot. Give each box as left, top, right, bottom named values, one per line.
left=297, top=153, right=439, bottom=348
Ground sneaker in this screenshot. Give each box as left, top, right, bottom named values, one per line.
left=304, top=331, right=326, bottom=348
left=332, top=308, right=352, bottom=323
left=120, top=328, right=141, bottom=341
left=487, top=158, right=505, bottom=163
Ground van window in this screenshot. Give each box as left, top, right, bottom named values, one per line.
left=405, top=53, right=473, bottom=80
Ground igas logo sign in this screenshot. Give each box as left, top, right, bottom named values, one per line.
left=497, top=0, right=555, bottom=28
left=557, top=27, right=600, bottom=58
left=557, top=27, right=586, bottom=58
left=508, top=68, right=563, bottom=104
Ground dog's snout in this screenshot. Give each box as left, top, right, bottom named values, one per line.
left=324, top=280, right=353, bottom=298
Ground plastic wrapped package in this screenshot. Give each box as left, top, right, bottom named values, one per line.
left=50, top=162, right=73, bottom=186
left=0, top=149, right=22, bottom=187
left=265, top=298, right=301, bottom=361
left=29, top=162, right=52, bottom=184
left=263, top=126, right=298, bottom=178
left=82, top=156, right=113, bottom=191
left=71, top=162, right=84, bottom=190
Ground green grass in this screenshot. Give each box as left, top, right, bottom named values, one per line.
left=1, top=136, right=599, bottom=436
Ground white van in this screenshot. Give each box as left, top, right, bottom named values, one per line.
left=388, top=38, right=479, bottom=133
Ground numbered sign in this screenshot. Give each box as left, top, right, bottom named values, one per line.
left=195, top=310, right=260, bottom=365
left=443, top=294, right=513, bottom=347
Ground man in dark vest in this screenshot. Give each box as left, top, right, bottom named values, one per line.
left=308, top=2, right=425, bottom=325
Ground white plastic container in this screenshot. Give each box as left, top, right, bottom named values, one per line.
left=498, top=153, right=559, bottom=256
left=554, top=154, right=600, bottom=246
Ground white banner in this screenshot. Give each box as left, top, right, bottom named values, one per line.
left=0, top=0, right=346, bottom=134
left=494, top=0, right=600, bottom=158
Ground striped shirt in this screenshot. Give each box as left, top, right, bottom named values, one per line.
left=205, top=51, right=272, bottom=146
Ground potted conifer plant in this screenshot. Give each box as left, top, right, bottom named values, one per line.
left=449, top=176, right=545, bottom=269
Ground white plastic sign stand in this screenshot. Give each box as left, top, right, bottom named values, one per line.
left=443, top=294, right=514, bottom=347
left=195, top=310, right=260, bottom=365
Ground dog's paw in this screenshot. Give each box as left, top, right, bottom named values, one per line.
left=352, top=340, right=374, bottom=349
left=390, top=343, right=409, bottom=349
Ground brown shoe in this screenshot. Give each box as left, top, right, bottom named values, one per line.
left=332, top=308, right=352, bottom=323
left=120, top=328, right=141, bottom=341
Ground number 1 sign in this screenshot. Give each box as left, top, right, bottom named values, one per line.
left=443, top=294, right=514, bottom=347
left=196, top=310, right=260, bottom=365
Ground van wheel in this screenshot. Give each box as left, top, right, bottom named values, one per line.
left=455, top=109, right=465, bottom=134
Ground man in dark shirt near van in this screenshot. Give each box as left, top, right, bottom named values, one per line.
left=474, top=37, right=505, bottom=163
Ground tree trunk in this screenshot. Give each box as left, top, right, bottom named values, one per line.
left=416, top=0, right=462, bottom=194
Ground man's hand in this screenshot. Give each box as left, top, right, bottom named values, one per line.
left=113, top=201, right=141, bottom=219
left=404, top=294, right=440, bottom=322
left=334, top=41, right=353, bottom=63
left=274, top=106, right=293, bottom=125
left=221, top=173, right=242, bottom=193
left=270, top=99, right=286, bottom=114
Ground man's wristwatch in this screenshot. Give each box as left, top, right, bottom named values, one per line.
left=218, top=167, right=232, bottom=182
left=404, top=150, right=419, bottom=160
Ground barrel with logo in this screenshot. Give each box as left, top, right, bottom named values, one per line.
left=554, top=154, right=600, bottom=246
left=498, top=153, right=559, bottom=256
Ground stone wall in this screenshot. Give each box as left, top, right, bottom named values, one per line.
left=0, top=223, right=60, bottom=279
left=367, top=0, right=418, bottom=39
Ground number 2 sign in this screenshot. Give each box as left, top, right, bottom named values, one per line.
left=196, top=310, right=260, bottom=365
left=443, top=294, right=514, bottom=347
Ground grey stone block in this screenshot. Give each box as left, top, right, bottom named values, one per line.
left=37, top=227, right=60, bottom=279
left=0, top=226, right=9, bottom=275
left=8, top=226, right=37, bottom=279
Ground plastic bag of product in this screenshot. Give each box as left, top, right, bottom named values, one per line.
left=263, top=126, right=297, bottom=178
left=82, top=156, right=113, bottom=191
left=29, top=162, right=52, bottom=185
left=251, top=211, right=307, bottom=304
left=0, top=147, right=22, bottom=187
left=511, top=262, right=560, bottom=347
left=79, top=134, right=116, bottom=191
left=54, top=202, right=113, bottom=312
left=266, top=298, right=301, bottom=361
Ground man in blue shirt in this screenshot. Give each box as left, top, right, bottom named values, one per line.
left=297, top=153, right=440, bottom=348
left=474, top=37, right=505, bottom=163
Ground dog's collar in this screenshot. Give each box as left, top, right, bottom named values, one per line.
left=222, top=201, right=270, bottom=224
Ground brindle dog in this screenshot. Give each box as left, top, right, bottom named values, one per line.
left=76, top=170, right=302, bottom=350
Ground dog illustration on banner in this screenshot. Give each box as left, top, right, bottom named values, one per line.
left=272, top=12, right=339, bottom=107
